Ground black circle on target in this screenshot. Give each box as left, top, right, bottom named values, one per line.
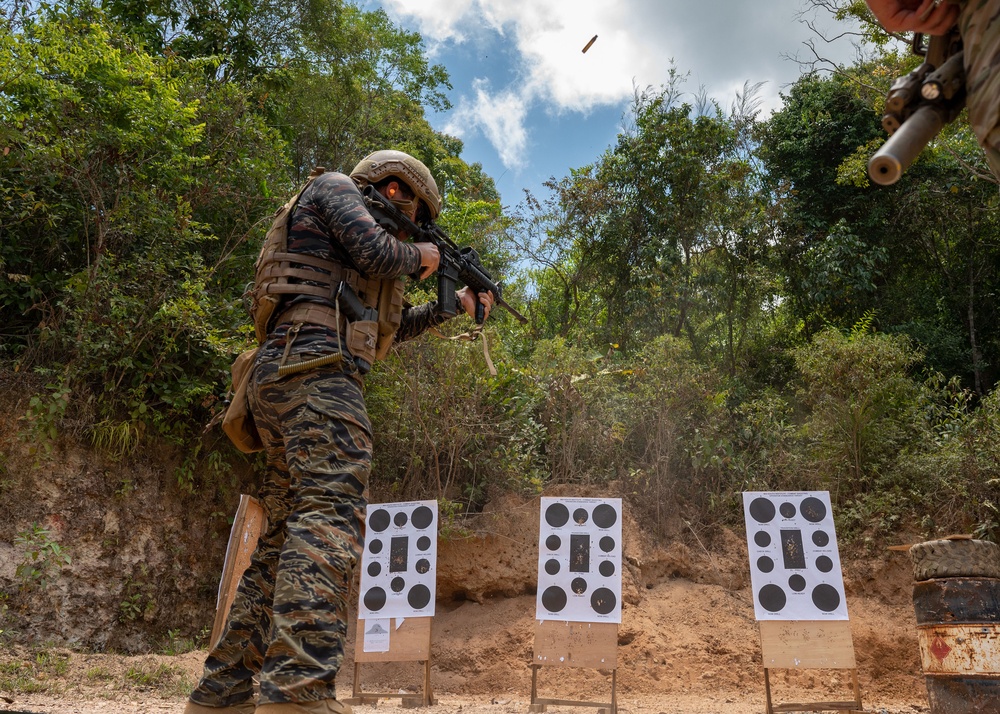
left=367, top=562, right=381, bottom=577
left=812, top=530, right=830, bottom=547
left=779, top=502, right=796, bottom=518
left=370, top=509, right=391, bottom=532
left=364, top=587, right=387, bottom=612
left=757, top=556, right=775, bottom=573
left=417, top=535, right=432, bottom=551
left=368, top=539, right=383, bottom=554
left=546, top=535, right=562, bottom=551
left=749, top=498, right=776, bottom=523
left=816, top=555, right=834, bottom=573
left=571, top=577, right=588, bottom=594
left=415, top=558, right=430, bottom=574
left=393, top=511, right=408, bottom=527
left=391, top=576, right=405, bottom=593
left=754, top=531, right=771, bottom=547
left=407, top=584, right=432, bottom=610
left=591, top=587, right=616, bottom=615
left=812, top=584, right=841, bottom=612
left=542, top=586, right=568, bottom=612
left=800, top=497, right=827, bottom=523
left=758, top=584, right=786, bottom=612
left=545, top=503, right=570, bottom=527
left=544, top=559, right=560, bottom=575
left=599, top=561, right=615, bottom=577
left=411, top=505, right=434, bottom=529
left=593, top=504, right=617, bottom=529
left=573, top=508, right=589, bottom=525
left=788, top=574, right=806, bottom=592
left=599, top=536, right=615, bottom=553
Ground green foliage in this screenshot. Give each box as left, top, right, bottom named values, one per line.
left=799, top=220, right=887, bottom=313
left=367, top=324, right=546, bottom=510
left=531, top=339, right=631, bottom=485
left=276, top=3, right=452, bottom=175
left=0, top=650, right=62, bottom=694
left=8, top=0, right=1000, bottom=566
left=624, top=336, right=726, bottom=531
left=0, top=4, right=281, bottom=442
left=0, top=0, right=493, bottom=467
left=118, top=567, right=156, bottom=622
left=794, top=324, right=923, bottom=498
left=123, top=662, right=186, bottom=691
left=89, top=418, right=141, bottom=459
left=159, top=628, right=203, bottom=655
left=22, top=379, right=72, bottom=454
left=14, top=523, right=71, bottom=592
left=761, top=62, right=1000, bottom=392
left=897, top=378, right=1000, bottom=540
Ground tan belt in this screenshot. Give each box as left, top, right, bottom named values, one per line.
left=273, top=302, right=346, bottom=333
left=272, top=303, right=357, bottom=379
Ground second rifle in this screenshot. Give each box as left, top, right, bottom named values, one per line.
left=868, top=29, right=964, bottom=185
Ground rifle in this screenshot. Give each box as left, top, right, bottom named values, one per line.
left=361, top=185, right=528, bottom=325
left=868, top=29, right=964, bottom=185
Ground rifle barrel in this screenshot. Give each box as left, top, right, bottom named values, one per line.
left=868, top=104, right=945, bottom=185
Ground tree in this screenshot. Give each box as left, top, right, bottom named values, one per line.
left=762, top=67, right=1000, bottom=392
left=0, top=4, right=286, bottom=439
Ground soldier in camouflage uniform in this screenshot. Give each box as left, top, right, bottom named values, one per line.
left=865, top=0, right=1000, bottom=177
left=185, top=151, right=494, bottom=714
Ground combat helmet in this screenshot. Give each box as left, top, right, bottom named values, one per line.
left=350, top=150, right=442, bottom=221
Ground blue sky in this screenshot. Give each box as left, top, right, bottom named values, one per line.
left=364, top=0, right=863, bottom=208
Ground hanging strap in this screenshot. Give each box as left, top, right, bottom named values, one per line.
left=429, top=324, right=497, bottom=377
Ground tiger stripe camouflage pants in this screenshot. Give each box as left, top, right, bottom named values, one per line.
left=959, top=0, right=1000, bottom=177
left=190, top=352, right=370, bottom=706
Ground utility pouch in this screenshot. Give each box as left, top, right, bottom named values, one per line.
left=345, top=320, right=378, bottom=374
left=222, top=347, right=263, bottom=453
left=375, top=279, right=405, bottom=360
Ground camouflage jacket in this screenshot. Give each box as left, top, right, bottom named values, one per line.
left=262, top=171, right=453, bottom=360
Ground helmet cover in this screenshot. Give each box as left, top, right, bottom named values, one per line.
left=350, top=150, right=442, bottom=220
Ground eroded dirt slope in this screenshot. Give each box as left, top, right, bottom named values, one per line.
left=3, top=494, right=930, bottom=714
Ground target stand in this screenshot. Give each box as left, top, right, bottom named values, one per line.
left=529, top=620, right=618, bottom=714
left=759, top=620, right=864, bottom=714
left=344, top=617, right=436, bottom=708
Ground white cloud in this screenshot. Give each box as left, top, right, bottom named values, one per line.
left=376, top=0, right=861, bottom=169
left=377, top=0, right=475, bottom=42
left=382, top=0, right=640, bottom=110
left=443, top=79, right=531, bottom=170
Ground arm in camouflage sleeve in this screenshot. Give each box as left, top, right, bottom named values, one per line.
left=294, top=172, right=423, bottom=279
left=394, top=287, right=495, bottom=343
left=393, top=297, right=458, bottom=343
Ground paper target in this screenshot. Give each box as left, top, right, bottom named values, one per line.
left=358, top=500, right=437, bottom=619
left=536, top=497, right=622, bottom=623
left=743, top=491, right=848, bottom=621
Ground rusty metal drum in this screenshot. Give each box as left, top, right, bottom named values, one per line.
left=912, top=576, right=1000, bottom=713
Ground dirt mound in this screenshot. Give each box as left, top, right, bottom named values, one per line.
left=352, top=494, right=926, bottom=708
left=0, top=392, right=930, bottom=713
left=0, top=555, right=928, bottom=714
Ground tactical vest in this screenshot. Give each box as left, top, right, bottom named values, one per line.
left=250, top=167, right=406, bottom=368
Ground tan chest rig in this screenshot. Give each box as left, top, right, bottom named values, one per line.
left=250, top=168, right=405, bottom=372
